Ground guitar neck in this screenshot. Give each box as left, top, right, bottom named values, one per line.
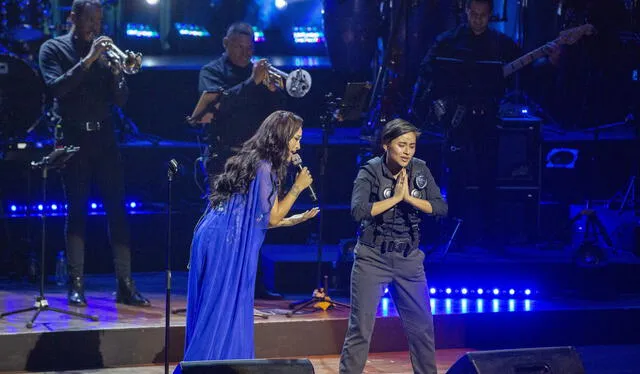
left=502, top=46, right=547, bottom=77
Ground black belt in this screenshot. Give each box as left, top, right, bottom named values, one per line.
left=380, top=240, right=415, bottom=257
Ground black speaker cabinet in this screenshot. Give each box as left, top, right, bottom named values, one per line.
left=179, top=359, right=315, bottom=374
left=459, top=186, right=540, bottom=245
left=496, top=117, right=542, bottom=186
left=446, top=346, right=585, bottom=374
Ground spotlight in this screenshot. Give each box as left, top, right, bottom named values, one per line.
left=37, top=204, right=43, bottom=211
left=429, top=287, right=436, bottom=294
left=524, top=289, right=531, bottom=296
left=91, top=203, right=98, bottom=209
left=477, top=288, right=484, bottom=295
left=461, top=288, right=468, bottom=295
left=10, top=205, right=17, bottom=212
left=509, top=289, right=515, bottom=295
left=445, top=288, right=452, bottom=295
left=492, top=288, right=500, bottom=295
left=145, top=0, right=159, bottom=5
left=51, top=204, right=58, bottom=211
left=129, top=202, right=137, bottom=209
left=275, top=0, right=287, bottom=10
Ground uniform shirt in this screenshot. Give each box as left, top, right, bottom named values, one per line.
left=351, top=156, right=448, bottom=245
left=39, top=33, right=128, bottom=126
left=198, top=53, right=285, bottom=148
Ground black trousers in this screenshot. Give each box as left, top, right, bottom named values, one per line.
left=60, top=124, right=131, bottom=279
left=339, top=243, right=436, bottom=374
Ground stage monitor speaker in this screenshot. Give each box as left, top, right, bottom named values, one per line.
left=446, top=346, right=585, bottom=374
left=179, top=359, right=315, bottom=374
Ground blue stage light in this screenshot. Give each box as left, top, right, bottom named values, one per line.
left=10, top=205, right=17, bottom=212
left=429, top=287, right=436, bottom=294
left=524, top=289, right=532, bottom=296
left=126, top=23, right=160, bottom=38
left=445, top=288, right=452, bottom=295
left=37, top=204, right=43, bottom=211
left=91, top=203, right=98, bottom=209
left=275, top=0, right=287, bottom=10
left=175, top=23, right=211, bottom=37
left=461, top=288, right=468, bottom=295
left=129, top=202, right=137, bottom=208
left=477, top=288, right=484, bottom=295
left=509, top=288, right=515, bottom=295
left=292, top=27, right=325, bottom=44
left=51, top=204, right=58, bottom=211
left=492, top=288, right=500, bottom=295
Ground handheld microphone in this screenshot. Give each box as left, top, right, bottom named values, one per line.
left=291, top=154, right=318, bottom=203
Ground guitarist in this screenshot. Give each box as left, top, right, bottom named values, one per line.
left=416, top=0, right=560, bottom=248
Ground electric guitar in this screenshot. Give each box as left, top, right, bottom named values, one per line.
left=428, top=23, right=597, bottom=129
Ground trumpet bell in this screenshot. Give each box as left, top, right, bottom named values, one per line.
left=284, top=68, right=312, bottom=98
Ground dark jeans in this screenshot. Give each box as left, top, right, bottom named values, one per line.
left=60, top=124, right=131, bottom=279
left=339, top=243, right=436, bottom=374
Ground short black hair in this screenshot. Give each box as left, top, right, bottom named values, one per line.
left=381, top=118, right=421, bottom=145
left=226, top=22, right=254, bottom=38
left=466, top=0, right=494, bottom=11
left=71, top=0, right=101, bottom=16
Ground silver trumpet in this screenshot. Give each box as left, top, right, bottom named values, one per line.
left=102, top=42, right=143, bottom=75
left=264, top=64, right=312, bottom=98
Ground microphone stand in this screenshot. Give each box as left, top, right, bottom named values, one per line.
left=165, top=159, right=178, bottom=374
left=0, top=146, right=99, bottom=328
left=287, top=93, right=350, bottom=316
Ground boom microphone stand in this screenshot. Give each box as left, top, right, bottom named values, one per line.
left=287, top=93, right=350, bottom=316
left=0, top=146, right=98, bottom=328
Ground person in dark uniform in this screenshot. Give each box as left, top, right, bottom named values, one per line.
left=417, top=0, right=560, bottom=248
left=38, top=0, right=149, bottom=306
left=197, top=22, right=286, bottom=300
left=339, top=119, right=448, bottom=374
left=198, top=21, right=286, bottom=175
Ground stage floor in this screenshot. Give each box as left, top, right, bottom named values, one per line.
left=2, top=272, right=640, bottom=372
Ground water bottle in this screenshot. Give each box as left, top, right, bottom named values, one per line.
left=55, top=251, right=68, bottom=286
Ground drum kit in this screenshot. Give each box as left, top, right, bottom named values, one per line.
left=0, top=0, right=60, bottom=143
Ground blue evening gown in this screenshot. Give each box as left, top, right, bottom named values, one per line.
left=177, top=161, right=276, bottom=369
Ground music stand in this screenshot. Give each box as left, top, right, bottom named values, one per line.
left=171, top=90, right=224, bottom=316
left=186, top=90, right=222, bottom=126
left=0, top=146, right=99, bottom=328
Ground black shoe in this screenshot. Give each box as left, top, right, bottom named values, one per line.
left=116, top=277, right=151, bottom=307
left=255, top=288, right=284, bottom=300
left=68, top=277, right=87, bottom=306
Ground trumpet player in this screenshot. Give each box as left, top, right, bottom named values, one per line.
left=38, top=0, right=150, bottom=307
left=197, top=22, right=286, bottom=300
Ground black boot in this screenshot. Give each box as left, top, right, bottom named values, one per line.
left=116, top=277, right=151, bottom=307
left=68, top=276, right=87, bottom=306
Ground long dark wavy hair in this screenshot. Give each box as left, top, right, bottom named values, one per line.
left=209, top=110, right=303, bottom=206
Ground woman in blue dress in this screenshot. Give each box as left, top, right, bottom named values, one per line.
left=181, top=110, right=318, bottom=364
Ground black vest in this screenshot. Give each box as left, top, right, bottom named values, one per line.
left=358, top=156, right=431, bottom=248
